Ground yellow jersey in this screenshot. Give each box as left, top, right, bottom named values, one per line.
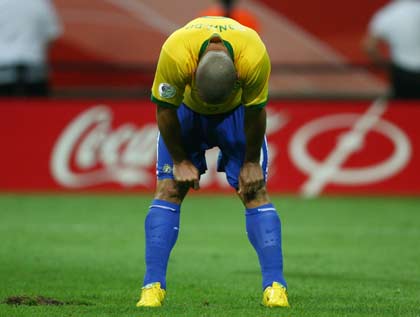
left=151, top=16, right=271, bottom=115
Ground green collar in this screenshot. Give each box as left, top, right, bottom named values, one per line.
left=198, top=37, right=234, bottom=61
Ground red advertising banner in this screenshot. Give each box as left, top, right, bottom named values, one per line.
left=1, top=99, right=419, bottom=195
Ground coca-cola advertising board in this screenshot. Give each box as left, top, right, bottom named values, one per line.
left=1, top=99, right=419, bottom=195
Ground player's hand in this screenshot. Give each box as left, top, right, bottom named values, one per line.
left=173, top=160, right=200, bottom=190
left=238, top=162, right=265, bottom=195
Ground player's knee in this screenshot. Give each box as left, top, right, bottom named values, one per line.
left=155, top=179, right=187, bottom=204
left=241, top=186, right=270, bottom=208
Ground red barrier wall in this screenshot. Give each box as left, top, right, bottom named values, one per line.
left=1, top=99, right=419, bottom=195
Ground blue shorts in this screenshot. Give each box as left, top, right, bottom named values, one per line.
left=157, top=104, right=268, bottom=189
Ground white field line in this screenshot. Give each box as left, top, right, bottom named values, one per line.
left=301, top=97, right=389, bottom=197
left=245, top=0, right=344, bottom=63
left=103, top=0, right=179, bottom=35
left=60, top=8, right=144, bottom=29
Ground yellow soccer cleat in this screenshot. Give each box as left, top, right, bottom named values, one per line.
left=262, top=282, right=290, bottom=308
left=136, top=282, right=166, bottom=307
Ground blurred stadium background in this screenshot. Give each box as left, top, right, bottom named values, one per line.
left=1, top=1, right=419, bottom=316
left=49, top=0, right=389, bottom=98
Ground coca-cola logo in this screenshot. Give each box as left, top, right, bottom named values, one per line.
left=51, top=105, right=158, bottom=188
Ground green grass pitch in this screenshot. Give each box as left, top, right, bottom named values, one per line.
left=0, top=194, right=419, bottom=317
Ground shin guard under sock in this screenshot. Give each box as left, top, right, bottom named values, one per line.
left=143, top=199, right=180, bottom=289
left=245, top=203, right=287, bottom=290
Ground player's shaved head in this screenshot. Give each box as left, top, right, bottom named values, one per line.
left=196, top=50, right=237, bottom=104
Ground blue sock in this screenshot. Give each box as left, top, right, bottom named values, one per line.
left=143, top=199, right=180, bottom=289
left=245, top=203, right=287, bottom=290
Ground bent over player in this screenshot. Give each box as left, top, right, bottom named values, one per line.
left=136, top=16, right=289, bottom=308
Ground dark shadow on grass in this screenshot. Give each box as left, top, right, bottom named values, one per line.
left=3, top=296, right=93, bottom=306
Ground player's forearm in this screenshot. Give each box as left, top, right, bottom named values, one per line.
left=244, top=107, right=266, bottom=163
left=156, top=106, right=188, bottom=163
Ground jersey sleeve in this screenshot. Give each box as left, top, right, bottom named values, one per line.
left=241, top=50, right=271, bottom=109
left=151, top=48, right=186, bottom=108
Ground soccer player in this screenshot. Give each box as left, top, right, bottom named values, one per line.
left=136, top=16, right=289, bottom=308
